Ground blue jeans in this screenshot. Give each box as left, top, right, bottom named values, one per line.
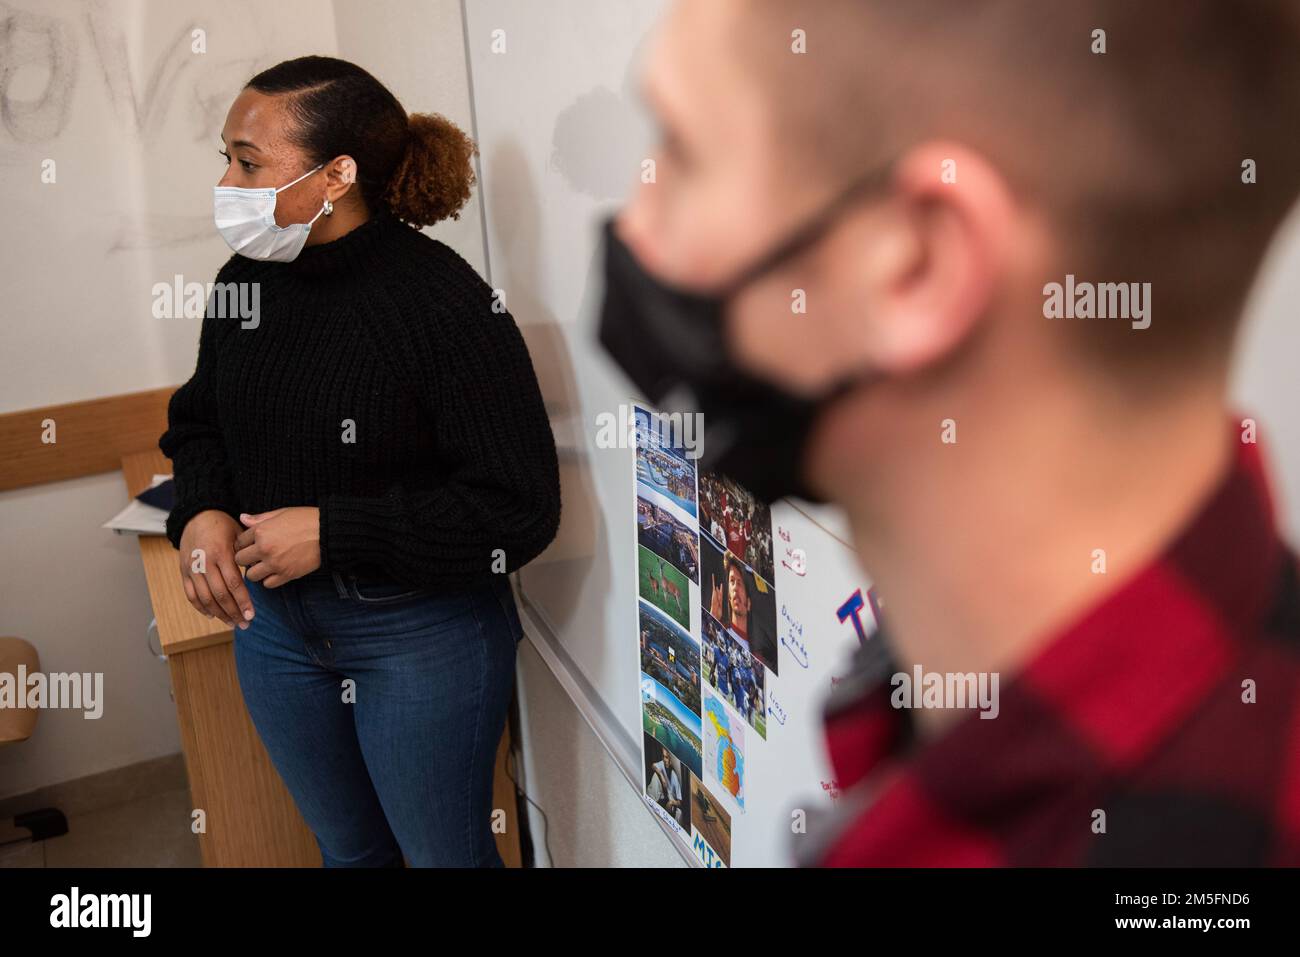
left=233, top=569, right=523, bottom=867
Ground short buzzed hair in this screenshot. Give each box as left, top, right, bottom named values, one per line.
left=737, top=0, right=1300, bottom=369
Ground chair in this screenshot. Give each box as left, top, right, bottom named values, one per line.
left=0, top=637, right=69, bottom=851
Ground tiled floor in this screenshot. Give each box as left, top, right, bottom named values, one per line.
left=0, top=787, right=202, bottom=868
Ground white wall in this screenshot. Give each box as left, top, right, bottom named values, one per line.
left=0, top=0, right=339, bottom=800
left=1232, top=203, right=1300, bottom=543
left=331, top=0, right=486, bottom=276
left=0, top=0, right=479, bottom=800
left=459, top=0, right=685, bottom=866
left=514, top=640, right=684, bottom=867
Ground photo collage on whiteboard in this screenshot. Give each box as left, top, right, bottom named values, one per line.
left=633, top=403, right=778, bottom=867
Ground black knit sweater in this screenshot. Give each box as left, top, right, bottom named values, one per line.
left=158, top=208, right=561, bottom=592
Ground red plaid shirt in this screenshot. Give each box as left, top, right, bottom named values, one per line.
left=805, top=431, right=1300, bottom=866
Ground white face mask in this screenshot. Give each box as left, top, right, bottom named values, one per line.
left=213, top=164, right=330, bottom=262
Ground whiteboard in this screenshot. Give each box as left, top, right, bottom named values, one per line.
left=463, top=0, right=875, bottom=866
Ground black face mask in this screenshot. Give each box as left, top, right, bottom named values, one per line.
left=596, top=164, right=891, bottom=505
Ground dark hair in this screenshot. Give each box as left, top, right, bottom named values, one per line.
left=723, top=554, right=750, bottom=623
left=245, top=55, right=476, bottom=227
left=742, top=0, right=1300, bottom=369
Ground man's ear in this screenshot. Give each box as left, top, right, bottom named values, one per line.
left=866, top=141, right=1014, bottom=374
left=725, top=141, right=1017, bottom=397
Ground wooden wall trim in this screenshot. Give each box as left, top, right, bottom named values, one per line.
left=0, top=387, right=176, bottom=493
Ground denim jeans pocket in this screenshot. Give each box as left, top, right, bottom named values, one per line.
left=348, top=574, right=428, bottom=604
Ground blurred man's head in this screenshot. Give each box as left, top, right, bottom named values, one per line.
left=618, top=0, right=1300, bottom=516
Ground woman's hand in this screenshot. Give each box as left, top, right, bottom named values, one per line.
left=235, top=507, right=321, bottom=587
left=177, top=510, right=255, bottom=629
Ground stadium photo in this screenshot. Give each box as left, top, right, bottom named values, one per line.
left=701, top=611, right=766, bottom=739
left=636, top=449, right=697, bottom=519
left=639, top=599, right=702, bottom=715
left=635, top=408, right=698, bottom=518
left=699, top=470, right=775, bottom=586
left=637, top=493, right=700, bottom=584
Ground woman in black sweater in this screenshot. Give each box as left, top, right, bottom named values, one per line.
left=158, top=57, right=560, bottom=867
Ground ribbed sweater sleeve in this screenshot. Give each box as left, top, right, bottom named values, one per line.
left=317, top=277, right=562, bottom=592
left=158, top=262, right=245, bottom=549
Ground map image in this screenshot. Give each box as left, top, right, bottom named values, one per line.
left=703, top=692, right=745, bottom=812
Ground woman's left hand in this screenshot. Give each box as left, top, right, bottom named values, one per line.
left=234, top=507, right=321, bottom=587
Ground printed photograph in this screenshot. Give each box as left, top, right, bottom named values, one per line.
left=641, top=673, right=703, bottom=781
left=702, top=611, right=766, bottom=739
left=643, top=732, right=691, bottom=833
left=689, top=772, right=732, bottom=868
left=703, top=690, right=745, bottom=813
left=700, top=535, right=778, bottom=677
left=639, top=599, right=701, bottom=715
left=638, top=492, right=700, bottom=584
left=635, top=406, right=698, bottom=518
left=638, top=543, right=690, bottom=630
left=699, top=470, right=775, bottom=586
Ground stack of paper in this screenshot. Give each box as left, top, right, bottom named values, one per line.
left=103, top=474, right=172, bottom=536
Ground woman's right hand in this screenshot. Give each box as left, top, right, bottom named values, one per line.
left=177, top=510, right=254, bottom=629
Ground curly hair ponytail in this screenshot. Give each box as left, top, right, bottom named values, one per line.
left=245, top=56, right=477, bottom=228
left=384, top=112, right=478, bottom=227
